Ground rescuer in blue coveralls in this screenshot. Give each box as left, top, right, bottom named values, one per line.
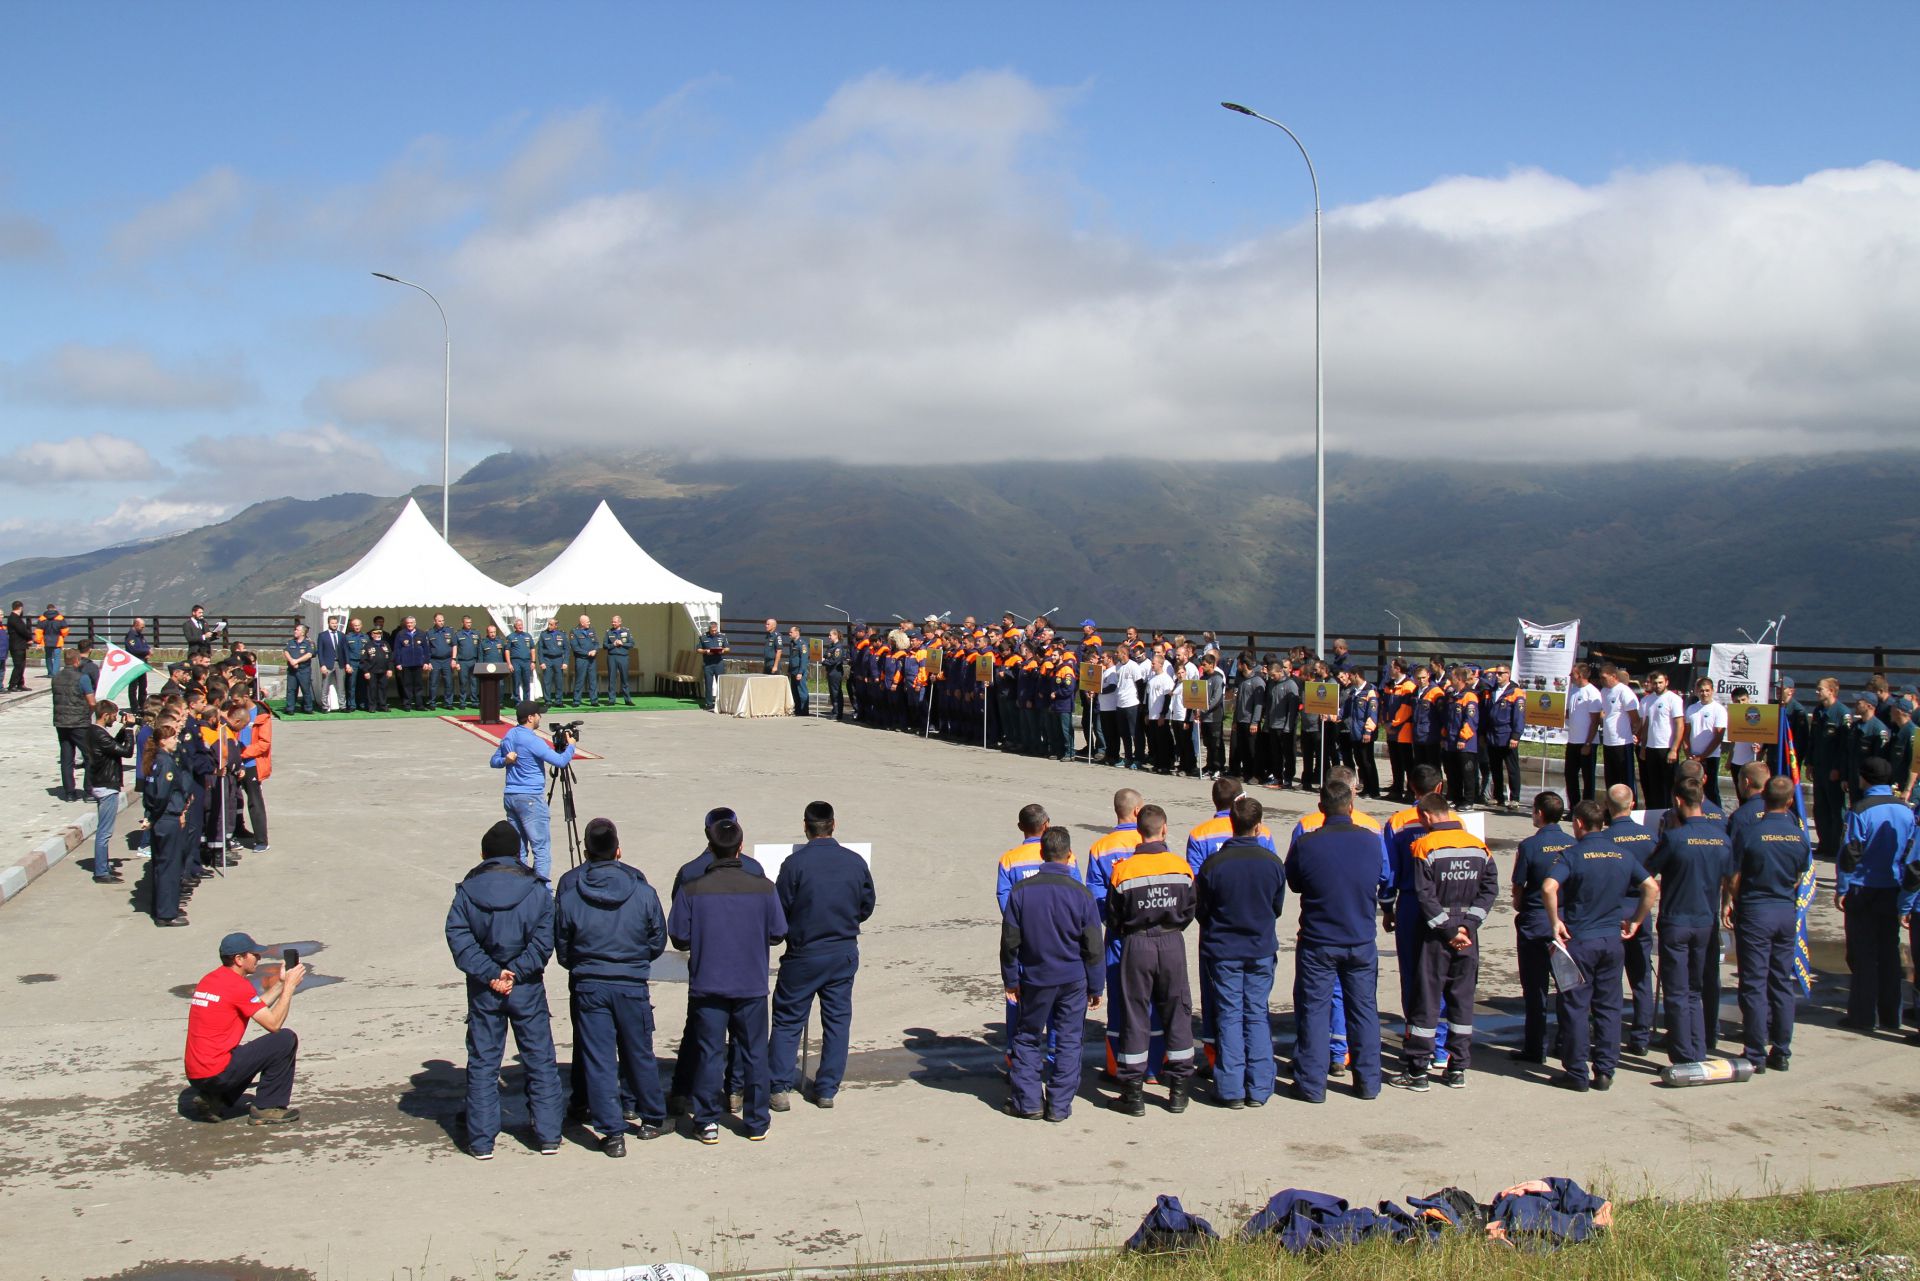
left=604, top=616, right=633, bottom=705
left=1730, top=775, right=1813, bottom=1070
left=453, top=617, right=480, bottom=705
left=1602, top=785, right=1660, bottom=1055
left=426, top=614, right=457, bottom=708
left=554, top=816, right=668, bottom=1157
left=768, top=801, right=877, bottom=1110
left=999, top=826, right=1103, bottom=1121
left=1511, top=791, right=1573, bottom=1063
left=568, top=615, right=599, bottom=706
left=538, top=620, right=569, bottom=702
left=445, top=820, right=562, bottom=1159
left=506, top=619, right=534, bottom=702
left=1544, top=798, right=1658, bottom=1092
left=1641, top=777, right=1732, bottom=1065
left=1284, top=779, right=1387, bottom=1103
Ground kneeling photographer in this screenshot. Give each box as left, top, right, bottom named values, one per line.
left=489, top=701, right=578, bottom=884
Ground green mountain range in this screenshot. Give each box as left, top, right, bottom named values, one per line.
left=2, top=450, right=1903, bottom=649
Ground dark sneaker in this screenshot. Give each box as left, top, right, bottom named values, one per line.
left=1626, top=1041, right=1650, bottom=1056
left=602, top=1133, right=626, bottom=1159
left=747, top=1131, right=768, bottom=1142
left=622, top=1106, right=640, bottom=1123
left=156, top=915, right=190, bottom=928
left=1441, top=1068, right=1467, bottom=1089
left=539, top=1140, right=560, bottom=1155
left=1767, top=1050, right=1790, bottom=1072
left=697, top=1123, right=720, bottom=1145
left=1386, top=1071, right=1430, bottom=1093
left=470, top=1146, right=495, bottom=1161
left=1245, top=1097, right=1267, bottom=1108
left=1327, top=1056, right=1348, bottom=1078
left=1551, top=1073, right=1590, bottom=1093
left=247, top=1105, right=300, bottom=1125
left=93, top=874, right=124, bottom=884
left=1592, top=1073, right=1613, bottom=1092
left=187, top=1093, right=221, bottom=1122
left=1216, top=1093, right=1245, bottom=1110
left=769, top=1091, right=791, bottom=1113
left=1002, top=1102, right=1042, bottom=1120
left=814, top=1093, right=835, bottom=1109
left=636, top=1121, right=668, bottom=1141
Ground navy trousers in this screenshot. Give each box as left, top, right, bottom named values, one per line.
left=1736, top=902, right=1800, bottom=1062
left=429, top=659, right=455, bottom=706
left=573, top=980, right=666, bottom=1132
left=1657, top=922, right=1713, bottom=1063
left=608, top=656, right=630, bottom=701
left=1844, top=886, right=1904, bottom=1028
left=1557, top=935, right=1625, bottom=1081
left=1010, top=981, right=1086, bottom=1119
left=189, top=1027, right=299, bottom=1111
left=769, top=947, right=859, bottom=1098
left=463, top=978, right=562, bottom=1152
left=687, top=994, right=770, bottom=1134
left=1292, top=942, right=1381, bottom=1100
left=1623, top=918, right=1657, bottom=1047
left=1516, top=934, right=1554, bottom=1058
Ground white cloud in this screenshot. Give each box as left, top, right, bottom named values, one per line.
left=303, top=72, right=1920, bottom=463
left=0, top=211, right=57, bottom=261
left=169, top=422, right=418, bottom=500
left=0, top=433, right=164, bottom=485
left=108, top=166, right=249, bottom=260
left=99, top=495, right=232, bottom=539
left=2, top=342, right=255, bottom=411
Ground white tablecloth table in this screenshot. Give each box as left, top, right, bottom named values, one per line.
left=717, top=673, right=792, bottom=718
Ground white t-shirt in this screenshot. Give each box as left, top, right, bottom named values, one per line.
left=1096, top=667, right=1119, bottom=712
left=1146, top=670, right=1176, bottom=719
left=1643, top=691, right=1685, bottom=749
left=1566, top=683, right=1603, bottom=742
left=1115, top=659, right=1143, bottom=709
left=1684, top=699, right=1729, bottom=756
left=1169, top=661, right=1199, bottom=722
left=1729, top=732, right=1760, bottom=767
left=1601, top=683, right=1640, bottom=747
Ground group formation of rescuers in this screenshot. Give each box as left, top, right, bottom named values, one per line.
left=990, top=748, right=1896, bottom=1116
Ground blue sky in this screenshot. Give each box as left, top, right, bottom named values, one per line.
left=2, top=2, right=1916, bottom=546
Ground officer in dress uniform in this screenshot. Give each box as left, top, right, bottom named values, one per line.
left=282, top=626, right=316, bottom=714
left=426, top=614, right=457, bottom=709
left=507, top=620, right=535, bottom=703
left=1807, top=678, right=1850, bottom=859
left=822, top=630, right=848, bottom=721
left=453, top=617, right=480, bottom=706
left=538, top=620, right=569, bottom=704
left=762, top=619, right=782, bottom=675
left=786, top=625, right=811, bottom=716
left=360, top=628, right=393, bottom=712
left=569, top=615, right=600, bottom=707
left=604, top=615, right=633, bottom=705
left=392, top=616, right=429, bottom=711
left=342, top=619, right=367, bottom=711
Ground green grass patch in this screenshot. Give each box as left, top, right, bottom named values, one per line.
left=864, top=1186, right=1918, bottom=1281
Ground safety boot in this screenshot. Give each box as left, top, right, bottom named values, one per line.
left=1119, top=1080, right=1146, bottom=1117
left=1167, top=1077, right=1190, bottom=1114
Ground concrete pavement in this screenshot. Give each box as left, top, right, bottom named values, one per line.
left=0, top=708, right=1912, bottom=1281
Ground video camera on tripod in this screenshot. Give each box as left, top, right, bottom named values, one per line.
left=549, top=719, right=585, bottom=751
left=545, top=721, right=586, bottom=867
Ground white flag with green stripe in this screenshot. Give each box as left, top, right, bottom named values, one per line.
left=96, top=643, right=153, bottom=702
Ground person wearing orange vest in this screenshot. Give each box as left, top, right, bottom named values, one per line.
left=1384, top=659, right=1418, bottom=802
left=1107, top=804, right=1198, bottom=1115
left=1085, top=788, right=1145, bottom=1078
left=35, top=604, right=69, bottom=677
left=1443, top=667, right=1482, bottom=812
left=1387, top=793, right=1498, bottom=1092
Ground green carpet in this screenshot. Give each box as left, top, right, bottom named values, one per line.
left=276, top=696, right=698, bottom=722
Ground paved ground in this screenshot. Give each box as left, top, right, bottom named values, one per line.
left=0, top=706, right=1914, bottom=1281
left=0, top=664, right=97, bottom=861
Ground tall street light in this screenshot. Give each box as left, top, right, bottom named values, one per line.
left=1221, top=102, right=1324, bottom=658
left=371, top=272, right=452, bottom=540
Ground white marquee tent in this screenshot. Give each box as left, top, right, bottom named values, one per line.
left=298, top=498, right=528, bottom=639
left=514, top=501, right=722, bottom=690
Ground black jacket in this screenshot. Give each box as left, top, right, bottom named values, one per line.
left=5, top=612, right=30, bottom=646
left=84, top=723, right=135, bottom=792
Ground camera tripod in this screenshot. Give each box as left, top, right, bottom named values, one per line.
left=546, top=757, right=584, bottom=870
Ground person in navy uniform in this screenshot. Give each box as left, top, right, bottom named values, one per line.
left=785, top=625, right=811, bottom=716
left=315, top=616, right=347, bottom=713
left=142, top=717, right=195, bottom=926
left=604, top=616, right=633, bottom=706
left=392, top=616, right=429, bottom=711
left=1285, top=779, right=1387, bottom=1102
left=452, top=616, right=480, bottom=706
left=446, top=820, right=563, bottom=1159
left=555, top=816, right=669, bottom=1157
left=120, top=617, right=153, bottom=710
left=999, top=826, right=1103, bottom=1121
left=342, top=619, right=367, bottom=710
left=762, top=618, right=782, bottom=675
left=768, top=801, right=876, bottom=1111
left=426, top=613, right=457, bottom=709
left=1643, top=776, right=1734, bottom=1065
left=1543, top=798, right=1658, bottom=1092
left=820, top=630, right=848, bottom=721
left=666, top=807, right=765, bottom=1115
left=698, top=622, right=730, bottom=711
left=1602, top=784, right=1659, bottom=1055
left=667, top=818, right=787, bottom=1144
left=506, top=619, right=535, bottom=702
left=1730, top=775, right=1813, bottom=1071
left=282, top=625, right=316, bottom=714
left=1510, top=790, right=1573, bottom=1064
left=569, top=614, right=599, bottom=707
left=538, top=619, right=569, bottom=703
left=360, top=628, right=393, bottom=712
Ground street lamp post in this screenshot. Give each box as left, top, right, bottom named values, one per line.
left=1221, top=101, right=1324, bottom=659
left=1383, top=608, right=1402, bottom=653
left=371, top=272, right=452, bottom=540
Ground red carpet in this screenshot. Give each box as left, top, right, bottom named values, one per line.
left=440, top=715, right=603, bottom=759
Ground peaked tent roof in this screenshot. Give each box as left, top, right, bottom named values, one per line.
left=299, top=497, right=527, bottom=611
left=514, top=501, right=721, bottom=607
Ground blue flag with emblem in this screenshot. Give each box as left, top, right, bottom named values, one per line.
left=1782, top=712, right=1815, bottom=995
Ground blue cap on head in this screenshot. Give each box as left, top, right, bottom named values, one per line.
left=1081, top=619, right=1097, bottom=629
left=218, top=931, right=263, bottom=958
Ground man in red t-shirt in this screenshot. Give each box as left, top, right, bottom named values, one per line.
left=184, top=931, right=306, bottom=1124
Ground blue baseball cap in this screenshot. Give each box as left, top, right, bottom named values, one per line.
left=218, top=931, right=264, bottom=958
left=1081, top=618, right=1097, bottom=629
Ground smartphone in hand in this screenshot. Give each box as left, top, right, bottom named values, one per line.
left=283, top=948, right=299, bottom=970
